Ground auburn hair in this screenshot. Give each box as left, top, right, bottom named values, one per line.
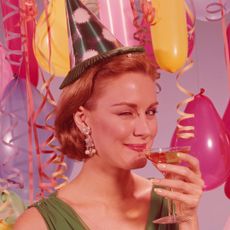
left=55, top=53, right=159, bottom=160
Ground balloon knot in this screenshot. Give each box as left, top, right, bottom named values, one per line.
left=199, top=88, right=205, bottom=95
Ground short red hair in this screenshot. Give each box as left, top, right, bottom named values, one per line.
left=55, top=53, right=159, bottom=160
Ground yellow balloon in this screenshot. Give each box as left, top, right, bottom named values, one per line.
left=150, top=0, right=188, bottom=73
left=0, top=222, right=12, bottom=230
left=34, top=0, right=70, bottom=76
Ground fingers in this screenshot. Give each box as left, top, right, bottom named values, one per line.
left=153, top=187, right=201, bottom=208
left=177, top=153, right=202, bottom=176
left=156, top=153, right=205, bottom=188
left=151, top=178, right=202, bottom=195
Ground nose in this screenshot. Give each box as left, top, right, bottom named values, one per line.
left=133, top=114, right=157, bottom=138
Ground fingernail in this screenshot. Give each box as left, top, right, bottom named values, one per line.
left=157, top=164, right=166, bottom=169
left=176, top=152, right=181, bottom=157
left=151, top=178, right=160, bottom=184
left=154, top=188, right=162, bottom=193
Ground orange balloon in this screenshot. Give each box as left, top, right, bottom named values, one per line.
left=34, top=0, right=70, bottom=76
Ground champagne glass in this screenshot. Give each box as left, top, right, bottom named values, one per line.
left=145, top=146, right=191, bottom=224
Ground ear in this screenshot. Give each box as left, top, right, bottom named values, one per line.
left=73, top=106, right=89, bottom=130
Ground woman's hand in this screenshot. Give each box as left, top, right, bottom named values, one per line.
left=151, top=153, right=204, bottom=229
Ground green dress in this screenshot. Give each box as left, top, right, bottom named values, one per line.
left=31, top=189, right=178, bottom=230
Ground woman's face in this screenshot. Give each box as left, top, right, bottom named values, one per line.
left=80, top=72, right=158, bottom=170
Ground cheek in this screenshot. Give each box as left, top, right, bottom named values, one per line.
left=150, top=118, right=158, bottom=137
left=91, top=117, right=132, bottom=143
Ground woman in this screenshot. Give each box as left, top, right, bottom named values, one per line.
left=14, top=52, right=204, bottom=230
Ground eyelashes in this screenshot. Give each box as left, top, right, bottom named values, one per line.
left=117, top=108, right=158, bottom=117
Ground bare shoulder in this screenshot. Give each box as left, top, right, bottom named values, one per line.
left=13, top=207, right=47, bottom=230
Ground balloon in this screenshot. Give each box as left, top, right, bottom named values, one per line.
left=0, top=0, right=39, bottom=86
left=150, top=0, right=188, bottom=73
left=0, top=222, right=12, bottom=230
left=0, top=43, right=13, bottom=99
left=171, top=90, right=230, bottom=191
left=98, top=0, right=139, bottom=46
left=223, top=99, right=230, bottom=133
left=224, top=176, right=230, bottom=199
left=186, top=0, right=230, bottom=21
left=0, top=78, right=74, bottom=203
left=0, top=190, right=25, bottom=225
left=228, top=24, right=230, bottom=61
left=33, top=0, right=70, bottom=76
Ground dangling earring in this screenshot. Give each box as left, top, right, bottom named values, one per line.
left=81, top=126, right=96, bottom=157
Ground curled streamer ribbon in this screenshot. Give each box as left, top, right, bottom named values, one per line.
left=18, top=0, right=37, bottom=203
left=175, top=2, right=195, bottom=140
left=19, top=0, right=69, bottom=201
left=1, top=0, right=23, bottom=70
left=205, top=2, right=226, bottom=21
left=176, top=58, right=195, bottom=139
left=130, top=0, right=155, bottom=46
left=203, top=0, right=230, bottom=91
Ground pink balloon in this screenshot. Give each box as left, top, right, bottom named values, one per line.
left=0, top=43, right=13, bottom=99
left=227, top=24, right=230, bottom=62
left=223, top=99, right=230, bottom=133
left=224, top=177, right=230, bottom=199
left=98, top=0, right=139, bottom=46
left=171, top=90, right=230, bottom=191
left=0, top=0, right=39, bottom=86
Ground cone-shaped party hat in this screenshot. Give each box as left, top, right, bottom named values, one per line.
left=60, top=0, right=144, bottom=89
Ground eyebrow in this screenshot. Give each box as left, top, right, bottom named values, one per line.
left=111, top=101, right=159, bottom=108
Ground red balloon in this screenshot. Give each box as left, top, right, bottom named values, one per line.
left=171, top=90, right=230, bottom=191
left=0, top=0, right=39, bottom=86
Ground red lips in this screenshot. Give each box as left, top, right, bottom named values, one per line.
left=125, top=144, right=147, bottom=152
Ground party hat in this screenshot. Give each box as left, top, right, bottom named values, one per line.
left=60, top=0, right=144, bottom=89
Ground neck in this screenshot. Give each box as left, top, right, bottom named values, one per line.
left=69, top=158, right=140, bottom=202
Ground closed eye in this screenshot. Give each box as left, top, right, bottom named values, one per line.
left=118, top=111, right=133, bottom=116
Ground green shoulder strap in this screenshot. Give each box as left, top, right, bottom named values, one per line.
left=31, top=193, right=89, bottom=230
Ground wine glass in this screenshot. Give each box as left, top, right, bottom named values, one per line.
left=145, top=146, right=191, bottom=224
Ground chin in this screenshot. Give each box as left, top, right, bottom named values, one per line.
left=132, top=157, right=147, bottom=169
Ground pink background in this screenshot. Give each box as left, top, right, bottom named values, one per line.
left=1, top=6, right=229, bottom=230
